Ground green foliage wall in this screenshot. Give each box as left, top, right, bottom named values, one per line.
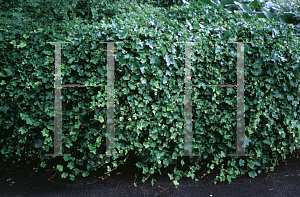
left=1, top=0, right=300, bottom=188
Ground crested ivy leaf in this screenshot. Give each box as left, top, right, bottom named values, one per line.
left=240, top=3, right=253, bottom=14
left=248, top=170, right=257, bottom=178
left=287, top=94, right=294, bottom=101
left=68, top=57, right=76, bottom=64
left=67, top=162, right=75, bottom=170
left=61, top=172, right=68, bottom=178
left=164, top=55, right=174, bottom=66
left=116, top=29, right=128, bottom=39
left=261, top=7, right=273, bottom=19
left=220, top=0, right=235, bottom=6
left=239, top=159, right=245, bottom=166
left=34, top=140, right=43, bottom=148
left=0, top=105, right=10, bottom=113
left=146, top=40, right=154, bottom=49
left=220, top=151, right=226, bottom=158
left=82, top=171, right=89, bottom=177
left=57, top=165, right=63, bottom=172
left=140, top=67, right=145, bottom=74
left=4, top=68, right=13, bottom=76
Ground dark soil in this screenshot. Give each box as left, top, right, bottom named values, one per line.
left=1, top=149, right=300, bottom=197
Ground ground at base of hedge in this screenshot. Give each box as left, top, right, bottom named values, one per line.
left=1, top=150, right=300, bottom=197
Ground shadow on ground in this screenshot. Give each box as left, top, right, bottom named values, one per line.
left=1, top=149, right=300, bottom=197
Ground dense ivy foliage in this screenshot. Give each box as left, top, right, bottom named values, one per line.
left=1, top=0, right=300, bottom=189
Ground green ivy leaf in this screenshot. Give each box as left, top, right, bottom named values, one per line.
left=69, top=174, right=75, bottom=181
left=17, top=42, right=27, bottom=48
left=263, top=138, right=271, bottom=145
left=40, top=161, right=47, bottom=168
left=74, top=168, right=81, bottom=176
left=173, top=180, right=179, bottom=189
left=168, top=173, right=173, bottom=180
left=248, top=170, right=257, bottom=178
left=0, top=80, right=6, bottom=85
left=151, top=178, right=156, bottom=186
left=150, top=55, right=158, bottom=64
left=239, top=159, right=245, bottom=166
left=19, top=127, right=28, bottom=135
left=140, top=66, right=145, bottom=74
left=287, top=94, right=294, bottom=101
left=25, top=117, right=33, bottom=125
left=68, top=57, right=76, bottom=64
left=220, top=151, right=226, bottom=158
left=67, top=162, right=75, bottom=170
left=82, top=171, right=89, bottom=177
left=90, top=58, right=99, bottom=64
left=9, top=40, right=16, bottom=46
left=98, top=116, right=104, bottom=123
left=0, top=105, right=10, bottom=113
left=74, top=122, right=80, bottom=129
left=57, top=164, right=63, bottom=172
left=61, top=172, right=68, bottom=179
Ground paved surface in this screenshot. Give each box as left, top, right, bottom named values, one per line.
left=1, top=150, right=300, bottom=197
